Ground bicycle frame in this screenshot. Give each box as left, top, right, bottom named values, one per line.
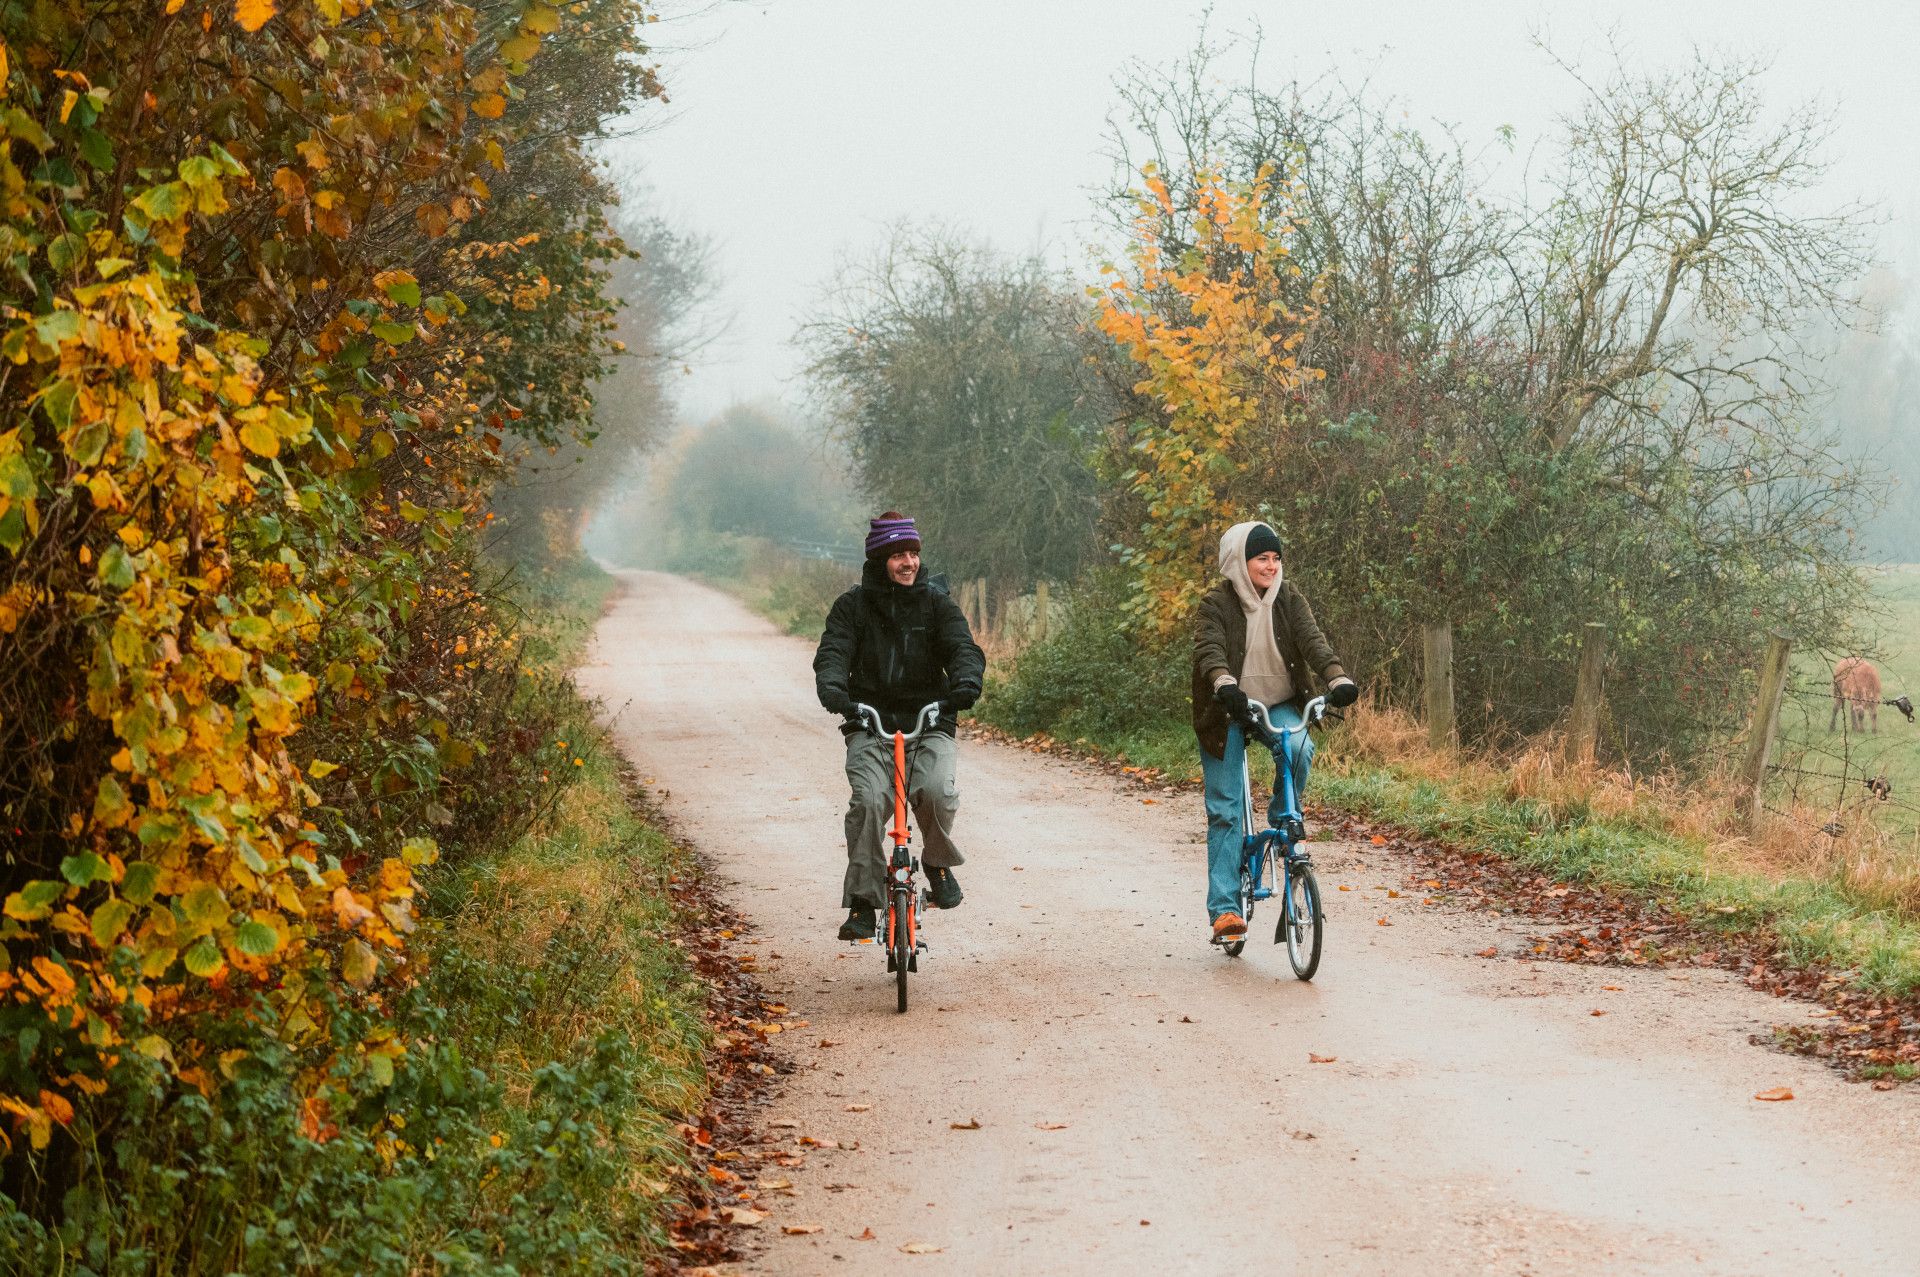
left=1238, top=697, right=1326, bottom=907
left=852, top=702, right=941, bottom=1009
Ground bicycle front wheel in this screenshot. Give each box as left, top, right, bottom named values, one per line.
left=892, top=890, right=912, bottom=1012
left=1283, top=863, right=1323, bottom=981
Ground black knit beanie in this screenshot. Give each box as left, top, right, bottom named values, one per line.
left=1244, top=523, right=1282, bottom=561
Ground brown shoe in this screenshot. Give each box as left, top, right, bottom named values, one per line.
left=1211, top=912, right=1247, bottom=943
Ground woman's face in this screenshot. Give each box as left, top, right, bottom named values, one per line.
left=1247, top=551, right=1280, bottom=592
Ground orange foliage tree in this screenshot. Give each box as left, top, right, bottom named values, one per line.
left=1094, top=162, right=1323, bottom=638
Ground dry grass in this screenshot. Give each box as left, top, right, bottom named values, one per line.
left=1331, top=699, right=1920, bottom=923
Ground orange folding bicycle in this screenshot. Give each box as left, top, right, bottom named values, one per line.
left=852, top=702, right=942, bottom=1012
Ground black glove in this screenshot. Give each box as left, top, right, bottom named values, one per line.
left=821, top=691, right=855, bottom=717
left=1213, top=682, right=1251, bottom=722
left=1327, top=677, right=1359, bottom=708
left=943, top=687, right=980, bottom=714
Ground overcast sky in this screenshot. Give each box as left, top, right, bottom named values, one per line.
left=603, top=0, right=1920, bottom=424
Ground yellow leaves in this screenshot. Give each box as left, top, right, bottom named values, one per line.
left=1098, top=163, right=1320, bottom=637
left=238, top=417, right=279, bottom=457
left=294, top=138, right=328, bottom=171
left=234, top=0, right=277, bottom=32
left=341, top=938, right=377, bottom=988
left=471, top=94, right=506, bottom=120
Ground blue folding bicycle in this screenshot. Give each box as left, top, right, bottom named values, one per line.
left=1221, top=695, right=1327, bottom=978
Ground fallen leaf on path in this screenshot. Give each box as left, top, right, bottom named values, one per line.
left=1602, top=984, right=1623, bottom=991
left=950, top=1118, right=980, bottom=1130
left=1754, top=1087, right=1795, bottom=1102
left=1370, top=835, right=1387, bottom=845
left=1141, top=797, right=1157, bottom=805
left=1034, top=1121, right=1070, bottom=1130
left=1590, top=1009, right=1607, bottom=1017
left=781, top=1224, right=823, bottom=1235
left=768, top=1119, right=800, bottom=1129
left=1338, top=885, right=1352, bottom=892
left=900, top=1241, right=945, bottom=1254
left=1308, top=1053, right=1337, bottom=1064
left=758, top=1178, right=793, bottom=1191
left=1476, top=947, right=1498, bottom=958
left=845, top=1104, right=871, bottom=1112
left=1179, top=1014, right=1195, bottom=1023
left=799, top=1136, right=839, bottom=1148
left=852, top=1226, right=877, bottom=1240
left=1011, top=865, right=1024, bottom=870
left=1290, top=1130, right=1317, bottom=1140
left=1140, top=1219, right=1151, bottom=1225
left=1387, top=890, right=1401, bottom=898
left=817, top=1039, right=841, bottom=1048
left=1376, top=918, right=1392, bottom=927
left=723, top=1207, right=768, bottom=1227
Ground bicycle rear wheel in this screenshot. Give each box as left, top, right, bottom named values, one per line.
left=892, top=888, right=911, bottom=1012
left=1283, top=862, right=1323, bottom=980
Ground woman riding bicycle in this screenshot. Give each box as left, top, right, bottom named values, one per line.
left=1192, top=521, right=1358, bottom=944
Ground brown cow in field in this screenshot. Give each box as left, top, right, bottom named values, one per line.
left=1831, top=657, right=1882, bottom=733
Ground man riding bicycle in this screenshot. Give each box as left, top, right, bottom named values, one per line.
left=815, top=512, right=985, bottom=941
left=1193, top=521, right=1358, bottom=944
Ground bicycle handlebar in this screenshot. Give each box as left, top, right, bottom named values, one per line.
left=852, top=701, right=944, bottom=741
left=1244, top=695, right=1328, bottom=742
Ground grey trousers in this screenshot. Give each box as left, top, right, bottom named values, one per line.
left=843, top=731, right=963, bottom=908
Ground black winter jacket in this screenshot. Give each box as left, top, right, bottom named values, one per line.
left=813, top=560, right=986, bottom=736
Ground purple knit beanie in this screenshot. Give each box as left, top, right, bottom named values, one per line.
left=865, top=511, right=921, bottom=561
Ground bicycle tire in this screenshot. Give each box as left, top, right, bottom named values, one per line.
left=893, top=889, right=911, bottom=1012
left=1284, top=863, right=1323, bottom=980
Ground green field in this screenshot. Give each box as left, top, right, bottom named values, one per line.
left=1776, top=566, right=1920, bottom=840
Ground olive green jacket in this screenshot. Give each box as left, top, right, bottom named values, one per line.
left=1190, top=579, right=1346, bottom=759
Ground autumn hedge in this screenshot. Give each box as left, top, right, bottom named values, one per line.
left=0, top=0, right=657, bottom=1214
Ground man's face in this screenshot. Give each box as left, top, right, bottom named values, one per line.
left=887, top=548, right=920, bottom=586
left=1248, top=551, right=1280, bottom=591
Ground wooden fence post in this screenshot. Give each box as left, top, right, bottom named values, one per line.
left=1737, top=631, right=1793, bottom=836
left=1564, top=622, right=1609, bottom=766
left=1422, top=621, right=1455, bottom=753
left=1033, top=579, right=1050, bottom=643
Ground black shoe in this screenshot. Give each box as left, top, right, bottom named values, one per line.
left=837, top=905, right=876, bottom=941
left=927, top=866, right=963, bottom=910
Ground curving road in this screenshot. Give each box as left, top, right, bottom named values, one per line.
left=579, top=570, right=1920, bottom=1276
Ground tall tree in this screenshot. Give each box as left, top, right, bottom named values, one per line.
left=799, top=228, right=1100, bottom=588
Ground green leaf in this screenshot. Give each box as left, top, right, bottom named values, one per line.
left=60, top=851, right=111, bottom=887
left=97, top=543, right=135, bottom=590
left=33, top=311, right=81, bottom=347
left=4, top=880, right=67, bottom=921
left=68, top=417, right=110, bottom=466
left=94, top=774, right=133, bottom=826
left=229, top=615, right=274, bottom=647
left=132, top=181, right=190, bottom=223
left=370, top=321, right=414, bottom=346
left=381, top=280, right=421, bottom=308
left=366, top=1052, right=394, bottom=1087
left=46, top=233, right=86, bottom=272
left=91, top=899, right=135, bottom=948
left=78, top=128, right=114, bottom=171
left=122, top=861, right=162, bottom=905
left=183, top=936, right=224, bottom=978
left=234, top=920, right=279, bottom=956
left=180, top=883, right=228, bottom=930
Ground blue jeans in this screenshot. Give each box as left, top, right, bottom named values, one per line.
left=1201, top=703, right=1314, bottom=920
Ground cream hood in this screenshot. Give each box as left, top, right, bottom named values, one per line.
left=1218, top=520, right=1284, bottom=612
